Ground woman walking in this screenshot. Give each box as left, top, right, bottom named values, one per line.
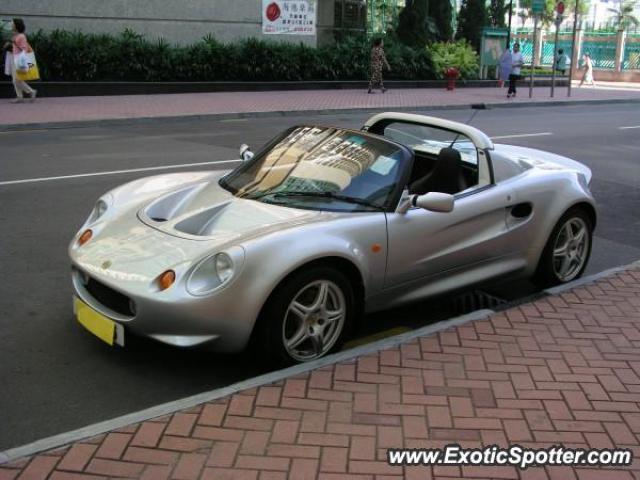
left=579, top=53, right=596, bottom=87
left=368, top=38, right=391, bottom=94
left=498, top=47, right=512, bottom=88
left=4, top=18, right=37, bottom=103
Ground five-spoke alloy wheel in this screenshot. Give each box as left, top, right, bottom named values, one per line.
left=535, top=208, right=593, bottom=287
left=255, top=266, right=355, bottom=365
left=283, top=280, right=346, bottom=362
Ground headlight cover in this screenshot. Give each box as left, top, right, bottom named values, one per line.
left=187, top=248, right=244, bottom=296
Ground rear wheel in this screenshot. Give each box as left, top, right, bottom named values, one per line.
left=255, top=267, right=354, bottom=365
left=534, top=208, right=593, bottom=288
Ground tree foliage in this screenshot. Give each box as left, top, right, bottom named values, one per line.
left=608, top=0, right=640, bottom=30
left=431, top=0, right=454, bottom=41
left=489, top=0, right=508, bottom=27
left=456, top=0, right=488, bottom=51
left=396, top=0, right=436, bottom=47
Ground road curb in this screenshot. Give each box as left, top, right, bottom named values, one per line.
left=1, top=97, right=639, bottom=132
left=0, top=309, right=494, bottom=464
left=1, top=260, right=638, bottom=463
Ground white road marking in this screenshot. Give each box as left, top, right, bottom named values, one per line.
left=0, top=159, right=242, bottom=187
left=619, top=125, right=640, bottom=130
left=490, top=132, right=553, bottom=140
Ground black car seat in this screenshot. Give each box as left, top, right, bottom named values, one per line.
left=409, top=147, right=467, bottom=195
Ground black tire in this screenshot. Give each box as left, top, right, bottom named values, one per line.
left=534, top=207, right=593, bottom=288
left=253, top=266, right=355, bottom=366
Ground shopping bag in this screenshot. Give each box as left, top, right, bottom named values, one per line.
left=15, top=51, right=29, bottom=72
left=15, top=52, right=40, bottom=81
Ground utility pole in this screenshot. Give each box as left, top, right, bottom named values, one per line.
left=506, top=0, right=514, bottom=48
left=567, top=0, right=580, bottom=96
left=551, top=1, right=565, bottom=97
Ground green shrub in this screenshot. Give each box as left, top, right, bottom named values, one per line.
left=430, top=40, right=479, bottom=79
left=27, top=29, right=434, bottom=82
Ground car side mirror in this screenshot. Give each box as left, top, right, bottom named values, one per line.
left=239, top=144, right=254, bottom=162
left=414, top=192, right=455, bottom=213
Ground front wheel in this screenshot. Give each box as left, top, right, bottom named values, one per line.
left=255, top=267, right=355, bottom=365
left=534, top=208, right=593, bottom=288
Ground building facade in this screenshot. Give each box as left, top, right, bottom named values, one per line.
left=0, top=0, right=367, bottom=46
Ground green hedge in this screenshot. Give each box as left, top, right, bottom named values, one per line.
left=27, top=29, right=437, bottom=82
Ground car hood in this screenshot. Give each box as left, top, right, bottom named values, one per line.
left=71, top=173, right=326, bottom=291
left=494, top=144, right=592, bottom=184
left=137, top=172, right=324, bottom=242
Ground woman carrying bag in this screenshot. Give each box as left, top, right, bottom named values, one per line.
left=3, top=18, right=38, bottom=103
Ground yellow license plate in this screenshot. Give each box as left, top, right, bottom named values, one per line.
left=74, top=297, right=116, bottom=346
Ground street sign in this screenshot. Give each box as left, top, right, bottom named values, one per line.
left=532, top=0, right=545, bottom=14
left=555, top=14, right=564, bottom=27
left=556, top=1, right=565, bottom=14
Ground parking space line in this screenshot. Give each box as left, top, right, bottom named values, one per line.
left=490, top=132, right=552, bottom=140
left=619, top=125, right=640, bottom=130
left=0, top=159, right=242, bottom=187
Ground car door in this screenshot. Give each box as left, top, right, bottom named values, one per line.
left=384, top=183, right=515, bottom=288
left=362, top=113, right=516, bottom=289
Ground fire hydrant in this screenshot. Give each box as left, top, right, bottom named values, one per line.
left=444, top=67, right=459, bottom=91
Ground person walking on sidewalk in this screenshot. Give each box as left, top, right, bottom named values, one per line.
left=579, top=52, right=596, bottom=87
left=368, top=38, right=391, bottom=94
left=507, top=43, right=524, bottom=98
left=3, top=18, right=37, bottom=103
left=498, top=46, right=512, bottom=88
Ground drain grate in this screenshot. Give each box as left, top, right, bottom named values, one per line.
left=448, top=290, right=508, bottom=316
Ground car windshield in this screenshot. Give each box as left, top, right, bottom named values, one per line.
left=220, top=126, right=408, bottom=212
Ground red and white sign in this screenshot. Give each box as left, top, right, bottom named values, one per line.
left=262, top=1, right=316, bottom=35
left=556, top=1, right=565, bottom=14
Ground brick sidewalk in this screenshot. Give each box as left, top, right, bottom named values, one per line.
left=1, top=265, right=640, bottom=479
left=1, top=83, right=640, bottom=127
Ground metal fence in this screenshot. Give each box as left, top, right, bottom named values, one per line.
left=515, top=29, right=640, bottom=70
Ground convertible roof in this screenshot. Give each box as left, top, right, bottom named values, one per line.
left=363, top=112, right=494, bottom=151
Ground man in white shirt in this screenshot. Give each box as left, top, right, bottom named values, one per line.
left=508, top=43, right=524, bottom=98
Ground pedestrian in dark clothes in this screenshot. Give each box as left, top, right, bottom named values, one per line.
left=368, top=37, right=391, bottom=94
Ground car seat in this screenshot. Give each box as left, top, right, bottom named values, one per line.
left=409, top=147, right=467, bottom=195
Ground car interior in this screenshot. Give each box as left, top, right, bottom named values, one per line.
left=377, top=122, right=483, bottom=196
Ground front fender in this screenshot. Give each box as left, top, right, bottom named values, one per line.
left=238, top=213, right=388, bottom=334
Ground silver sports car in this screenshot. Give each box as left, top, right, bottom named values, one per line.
left=69, top=112, right=595, bottom=364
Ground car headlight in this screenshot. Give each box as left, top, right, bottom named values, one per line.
left=187, top=250, right=242, bottom=296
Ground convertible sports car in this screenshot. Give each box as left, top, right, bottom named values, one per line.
left=69, top=112, right=595, bottom=364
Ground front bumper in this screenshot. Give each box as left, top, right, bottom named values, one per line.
left=70, top=266, right=258, bottom=352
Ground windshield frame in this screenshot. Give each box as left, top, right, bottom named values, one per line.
left=219, top=125, right=414, bottom=213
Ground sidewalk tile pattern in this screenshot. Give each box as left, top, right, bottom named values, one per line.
left=2, top=86, right=640, bottom=127
left=1, top=266, right=639, bottom=479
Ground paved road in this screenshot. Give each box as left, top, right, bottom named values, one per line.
left=1, top=103, right=638, bottom=450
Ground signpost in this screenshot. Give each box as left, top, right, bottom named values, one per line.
left=529, top=0, right=545, bottom=98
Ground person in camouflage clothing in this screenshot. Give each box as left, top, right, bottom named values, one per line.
left=368, top=38, right=391, bottom=94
